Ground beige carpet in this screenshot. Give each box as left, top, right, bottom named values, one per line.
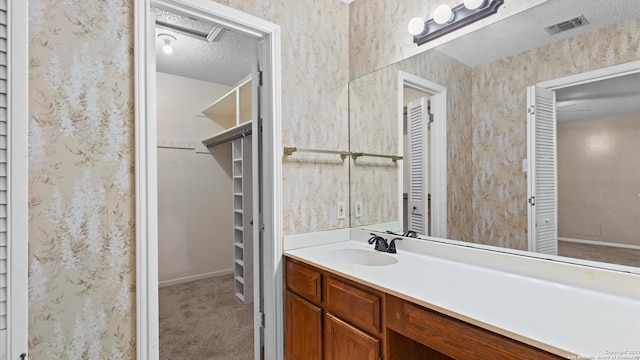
left=159, top=274, right=254, bottom=360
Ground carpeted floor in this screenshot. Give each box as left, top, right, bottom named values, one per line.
left=159, top=274, right=254, bottom=360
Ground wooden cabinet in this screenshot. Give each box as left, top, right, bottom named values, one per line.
left=325, top=313, right=380, bottom=360
left=326, top=277, right=381, bottom=336
left=285, top=258, right=384, bottom=360
left=285, top=290, right=322, bottom=360
left=386, top=295, right=563, bottom=359
left=285, top=256, right=566, bottom=360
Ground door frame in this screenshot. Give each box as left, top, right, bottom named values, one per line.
left=527, top=60, right=640, bottom=252
left=398, top=71, right=448, bottom=238
left=134, top=1, right=283, bottom=358
left=5, top=0, right=29, bottom=358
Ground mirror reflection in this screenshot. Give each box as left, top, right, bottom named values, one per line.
left=348, top=0, right=640, bottom=269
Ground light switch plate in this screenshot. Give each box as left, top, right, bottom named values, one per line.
left=354, top=201, right=362, bottom=218
left=337, top=202, right=346, bottom=220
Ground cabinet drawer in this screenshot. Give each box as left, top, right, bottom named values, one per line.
left=326, top=277, right=381, bottom=335
left=386, top=295, right=563, bottom=359
left=286, top=259, right=322, bottom=304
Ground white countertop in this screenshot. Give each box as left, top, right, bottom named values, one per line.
left=284, top=239, right=640, bottom=358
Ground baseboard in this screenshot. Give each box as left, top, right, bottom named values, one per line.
left=159, top=269, right=233, bottom=288
left=558, top=237, right=640, bottom=251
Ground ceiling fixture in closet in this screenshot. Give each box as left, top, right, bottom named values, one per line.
left=158, top=33, right=176, bottom=55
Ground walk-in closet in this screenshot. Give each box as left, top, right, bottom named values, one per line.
left=153, top=6, right=259, bottom=359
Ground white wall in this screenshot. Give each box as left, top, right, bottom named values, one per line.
left=157, top=72, right=235, bottom=285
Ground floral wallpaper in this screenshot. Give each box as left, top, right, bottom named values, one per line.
left=28, top=0, right=350, bottom=357
left=470, top=16, right=640, bottom=250
left=216, top=0, right=351, bottom=235
left=28, top=0, right=136, bottom=358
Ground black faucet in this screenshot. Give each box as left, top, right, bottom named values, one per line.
left=367, top=233, right=389, bottom=252
left=385, top=230, right=419, bottom=238
left=387, top=237, right=402, bottom=253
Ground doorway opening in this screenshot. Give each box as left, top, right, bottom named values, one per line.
left=398, top=71, right=448, bottom=239
left=135, top=1, right=283, bottom=359
left=527, top=61, right=640, bottom=268
left=152, top=5, right=259, bottom=359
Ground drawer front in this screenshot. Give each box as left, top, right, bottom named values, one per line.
left=326, top=277, right=381, bottom=335
left=387, top=295, right=563, bottom=359
left=286, top=259, right=322, bottom=304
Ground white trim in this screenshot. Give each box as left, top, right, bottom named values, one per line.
left=538, top=61, right=640, bottom=90
left=528, top=61, right=640, bottom=254
left=135, top=2, right=283, bottom=359
left=398, top=71, right=448, bottom=238
left=262, top=24, right=284, bottom=360
left=558, top=237, right=640, bottom=251
left=135, top=1, right=159, bottom=359
left=158, top=269, right=234, bottom=288
left=6, top=0, right=29, bottom=359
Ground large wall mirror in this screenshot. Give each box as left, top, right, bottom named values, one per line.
left=348, top=0, right=639, bottom=271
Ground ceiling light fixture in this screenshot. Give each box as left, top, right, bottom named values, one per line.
left=409, top=0, right=503, bottom=45
left=158, top=33, right=177, bottom=55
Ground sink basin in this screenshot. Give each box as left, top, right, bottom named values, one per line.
left=331, top=248, right=398, bottom=266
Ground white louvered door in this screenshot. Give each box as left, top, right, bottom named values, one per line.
left=407, top=98, right=429, bottom=235
left=527, top=85, right=558, bottom=255
left=0, top=0, right=8, bottom=354
left=3, top=0, right=29, bottom=359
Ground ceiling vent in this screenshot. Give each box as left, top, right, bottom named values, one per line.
left=544, top=15, right=590, bottom=35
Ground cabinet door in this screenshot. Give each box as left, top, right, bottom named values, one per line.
left=285, top=290, right=322, bottom=360
left=325, top=313, right=380, bottom=360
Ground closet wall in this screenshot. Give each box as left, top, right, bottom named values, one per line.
left=157, top=72, right=234, bottom=286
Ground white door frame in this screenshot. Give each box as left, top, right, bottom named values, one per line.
left=398, top=71, right=448, bottom=238
left=527, top=60, right=640, bottom=251
left=5, top=0, right=29, bottom=358
left=134, top=1, right=283, bottom=359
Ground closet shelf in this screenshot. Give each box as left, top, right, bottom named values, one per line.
left=201, top=122, right=252, bottom=149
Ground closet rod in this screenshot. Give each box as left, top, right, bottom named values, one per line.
left=206, top=129, right=252, bottom=148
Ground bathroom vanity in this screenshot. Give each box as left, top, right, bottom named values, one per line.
left=283, top=236, right=640, bottom=359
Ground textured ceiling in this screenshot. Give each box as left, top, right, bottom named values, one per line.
left=556, top=72, right=640, bottom=122
left=433, top=0, right=640, bottom=122
left=153, top=7, right=259, bottom=86
left=437, top=0, right=640, bottom=67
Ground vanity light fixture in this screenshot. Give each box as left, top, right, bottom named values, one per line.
left=158, top=33, right=177, bottom=55
left=409, top=0, right=503, bottom=45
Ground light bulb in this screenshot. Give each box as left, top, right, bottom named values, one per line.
left=408, top=17, right=425, bottom=35
left=463, top=0, right=486, bottom=10
left=433, top=4, right=454, bottom=25
left=162, top=39, right=173, bottom=55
